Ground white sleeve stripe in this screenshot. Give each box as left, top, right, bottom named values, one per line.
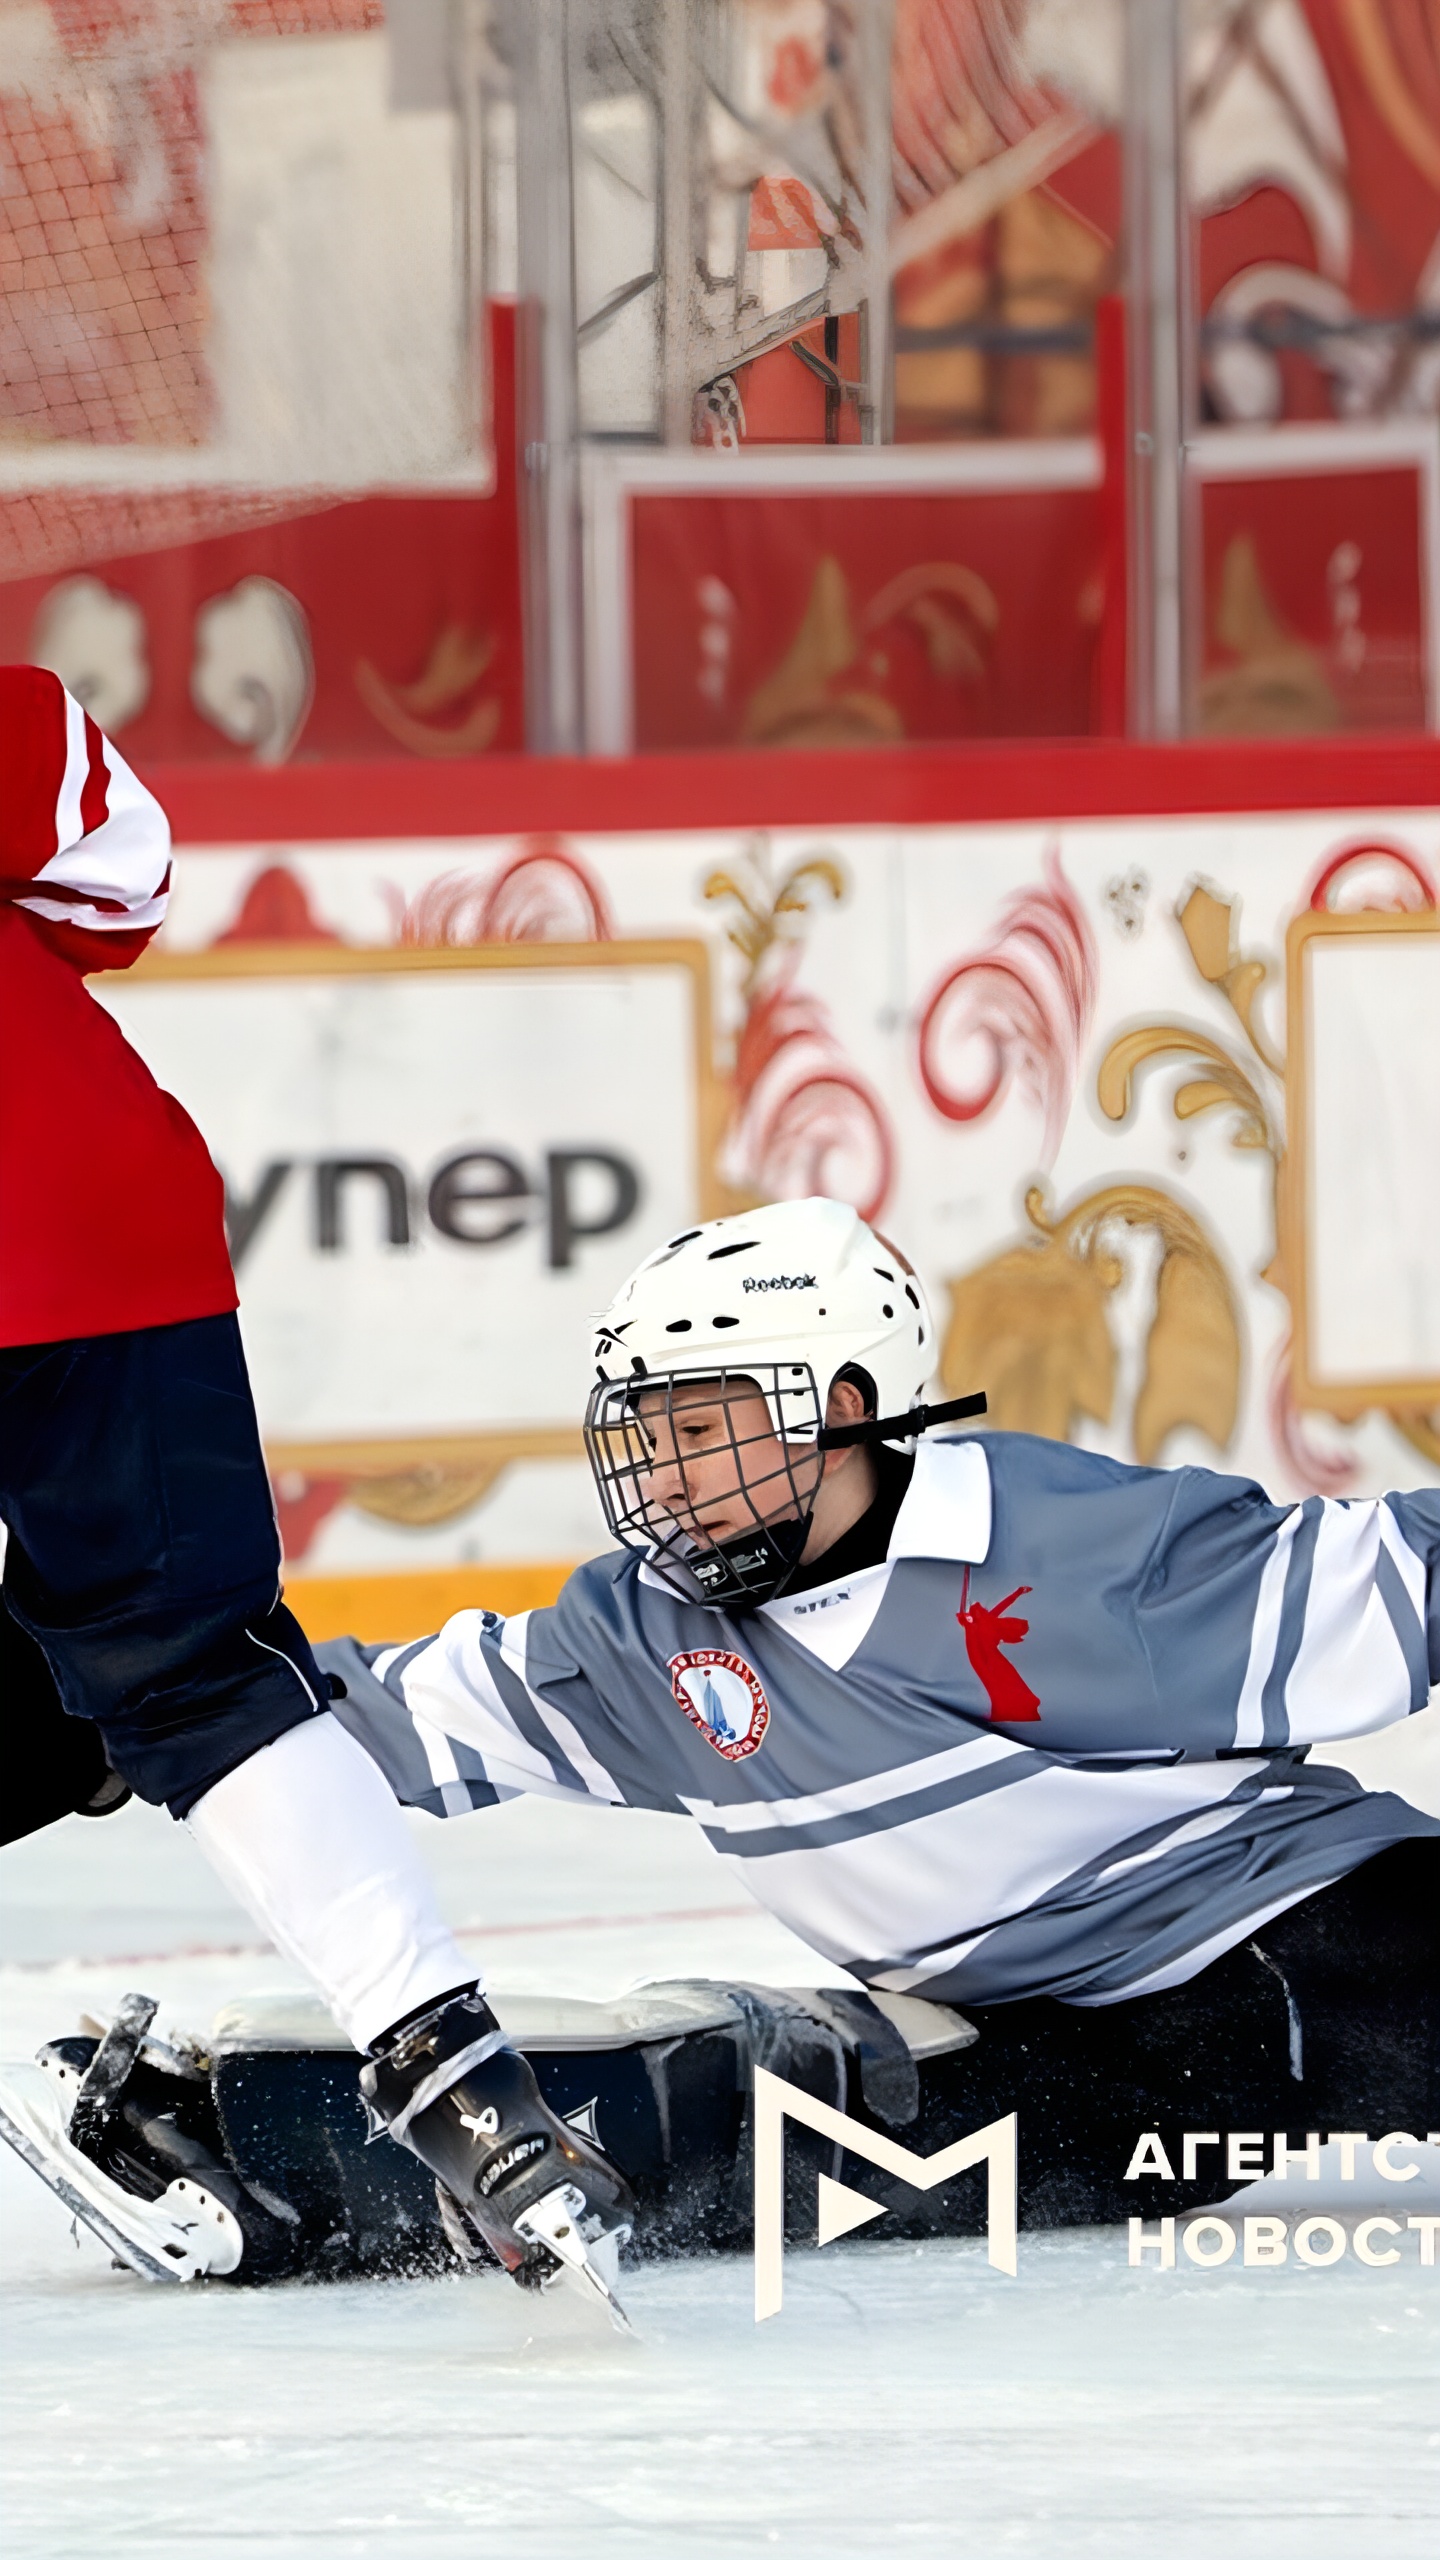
left=55, top=685, right=88, bottom=859
left=1378, top=1503, right=1429, bottom=1624
left=14, top=889, right=169, bottom=932
left=466, top=1623, right=571, bottom=1768
left=1093, top=1796, right=1258, bottom=1882
left=493, top=1616, right=622, bottom=1799
left=452, top=1641, right=559, bottom=1775
left=398, top=1618, right=611, bottom=1802
left=486, top=1610, right=615, bottom=1796
left=871, top=1930, right=995, bottom=1990
left=28, top=722, right=171, bottom=922
left=529, top=1699, right=624, bottom=1803
left=430, top=1700, right=558, bottom=1795
left=1283, top=1501, right=1412, bottom=1741
left=411, top=1708, right=461, bottom=1793
left=396, top=1631, right=556, bottom=1787
left=1232, top=1506, right=1301, bottom=1749
left=679, top=1730, right=1020, bottom=1834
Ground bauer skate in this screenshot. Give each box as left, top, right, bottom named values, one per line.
left=360, top=1984, right=637, bottom=2329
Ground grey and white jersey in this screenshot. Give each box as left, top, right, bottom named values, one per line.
left=322, top=1433, right=1440, bottom=2008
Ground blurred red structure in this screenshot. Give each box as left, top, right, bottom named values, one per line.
left=0, top=308, right=525, bottom=762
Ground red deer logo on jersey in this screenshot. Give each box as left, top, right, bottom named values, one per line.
left=958, top=1566, right=1041, bottom=1722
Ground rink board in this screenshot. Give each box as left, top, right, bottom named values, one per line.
left=105, top=777, right=1440, bottom=1588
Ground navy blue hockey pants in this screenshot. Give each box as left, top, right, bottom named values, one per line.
left=0, top=1314, right=325, bottom=1826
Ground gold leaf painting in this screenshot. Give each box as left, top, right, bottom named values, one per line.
left=1199, top=536, right=1338, bottom=738
left=943, top=1184, right=1241, bottom=1465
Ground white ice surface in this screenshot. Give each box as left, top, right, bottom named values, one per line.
left=4, top=1796, right=1438, bottom=2560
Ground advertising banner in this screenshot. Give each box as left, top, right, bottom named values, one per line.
left=99, top=942, right=719, bottom=1463
left=121, top=807, right=1440, bottom=1621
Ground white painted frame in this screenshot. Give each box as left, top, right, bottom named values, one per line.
left=581, top=438, right=1102, bottom=753
left=1188, top=422, right=1440, bottom=729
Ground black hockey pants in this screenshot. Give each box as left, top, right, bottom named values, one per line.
left=910, top=1837, right=1440, bottom=2228
left=0, top=1313, right=325, bottom=1831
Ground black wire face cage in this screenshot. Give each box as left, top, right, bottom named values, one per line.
left=583, top=1364, right=825, bottom=1608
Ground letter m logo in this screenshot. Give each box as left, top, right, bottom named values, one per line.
left=753, top=2067, right=1017, bottom=2320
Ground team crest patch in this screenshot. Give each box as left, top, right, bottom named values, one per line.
left=669, top=1649, right=771, bottom=1761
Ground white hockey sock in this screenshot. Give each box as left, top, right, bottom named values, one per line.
left=187, top=1715, right=473, bottom=2052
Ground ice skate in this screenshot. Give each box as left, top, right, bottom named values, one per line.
left=0, top=1992, right=295, bottom=2286
left=360, top=1986, right=637, bottom=2329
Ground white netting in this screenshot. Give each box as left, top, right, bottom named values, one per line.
left=0, top=2, right=484, bottom=579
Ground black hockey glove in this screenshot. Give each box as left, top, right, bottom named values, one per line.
left=360, top=1987, right=636, bottom=2293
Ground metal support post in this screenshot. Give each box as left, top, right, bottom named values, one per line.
left=511, top=0, right=584, bottom=753
left=657, top=0, right=696, bottom=449
left=1123, top=0, right=1194, bottom=738
left=856, top=0, right=894, bottom=443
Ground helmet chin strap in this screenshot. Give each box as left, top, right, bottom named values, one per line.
left=687, top=1511, right=810, bottom=1603
left=681, top=1392, right=987, bottom=1607
left=815, top=1390, right=987, bottom=1451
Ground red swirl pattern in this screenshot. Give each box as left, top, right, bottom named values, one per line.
left=724, top=962, right=894, bottom=1226
left=1306, top=840, right=1437, bottom=914
left=398, top=841, right=615, bottom=946
left=916, top=846, right=1097, bottom=1162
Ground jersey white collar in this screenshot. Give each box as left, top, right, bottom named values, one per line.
left=887, top=1436, right=992, bottom=1567
left=760, top=1437, right=992, bottom=1668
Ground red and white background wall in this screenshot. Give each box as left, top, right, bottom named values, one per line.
left=4, top=2, right=1440, bottom=757
left=4, top=2, right=1438, bottom=1636
left=102, top=753, right=1440, bottom=1635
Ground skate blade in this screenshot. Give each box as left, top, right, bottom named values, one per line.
left=513, top=2185, right=634, bottom=2335
left=0, top=2061, right=243, bottom=2284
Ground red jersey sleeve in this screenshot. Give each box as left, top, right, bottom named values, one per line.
left=0, top=664, right=172, bottom=973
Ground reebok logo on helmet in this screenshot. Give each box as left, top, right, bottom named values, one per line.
left=742, top=1273, right=816, bottom=1292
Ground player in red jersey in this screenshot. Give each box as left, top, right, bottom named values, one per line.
left=0, top=667, right=632, bottom=2309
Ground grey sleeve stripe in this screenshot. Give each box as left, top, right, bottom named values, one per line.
left=318, top=1636, right=500, bottom=1817
left=1374, top=1540, right=1433, bottom=1711
left=439, top=1775, right=497, bottom=1817
left=951, top=1759, right=1276, bottom=1927
left=484, top=1644, right=592, bottom=1795
left=929, top=1788, right=1437, bottom=2006
left=1260, top=1497, right=1323, bottom=1747
left=1384, top=1491, right=1440, bottom=1684
left=321, top=1639, right=434, bottom=1801
left=699, top=1746, right=1041, bottom=1860
left=374, top=1635, right=434, bottom=1693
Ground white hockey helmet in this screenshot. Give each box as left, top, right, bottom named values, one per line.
left=583, top=1198, right=938, bottom=1605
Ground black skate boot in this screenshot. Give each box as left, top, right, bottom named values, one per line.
left=361, top=1986, right=636, bottom=2322
left=44, top=1994, right=299, bottom=2283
